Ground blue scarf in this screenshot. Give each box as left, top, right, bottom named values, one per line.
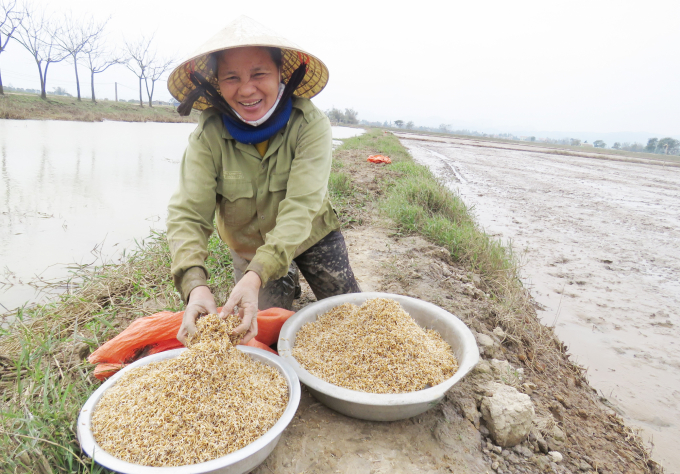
left=221, top=97, right=292, bottom=145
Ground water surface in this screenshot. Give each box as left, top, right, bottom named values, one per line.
left=0, top=120, right=362, bottom=311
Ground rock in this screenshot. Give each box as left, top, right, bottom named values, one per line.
left=552, top=425, right=566, bottom=442
left=514, top=445, right=534, bottom=458
left=555, top=394, right=570, bottom=409
left=481, top=383, right=535, bottom=447
left=441, top=401, right=459, bottom=423
left=508, top=453, right=520, bottom=464
left=76, top=342, right=90, bottom=360
left=490, top=359, right=523, bottom=385
left=480, top=424, right=490, bottom=436
left=534, top=455, right=551, bottom=471
left=493, top=327, right=506, bottom=339
left=491, top=461, right=500, bottom=470
left=475, top=359, right=492, bottom=374
left=476, top=333, right=496, bottom=355
left=549, top=451, right=563, bottom=463
left=579, top=460, right=592, bottom=471
left=536, top=433, right=549, bottom=454
left=493, top=445, right=503, bottom=454
left=456, top=397, right=480, bottom=428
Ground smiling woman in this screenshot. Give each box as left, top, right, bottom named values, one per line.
left=165, top=16, right=361, bottom=348
left=216, top=47, right=283, bottom=123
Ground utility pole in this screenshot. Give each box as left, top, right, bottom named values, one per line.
left=115, top=82, right=118, bottom=102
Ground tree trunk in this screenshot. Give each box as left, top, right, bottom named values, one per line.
left=148, top=82, right=153, bottom=107
left=73, top=55, right=81, bottom=101
left=91, top=70, right=96, bottom=103
left=138, top=76, right=143, bottom=107
left=38, top=61, right=46, bottom=100
left=0, top=69, right=4, bottom=95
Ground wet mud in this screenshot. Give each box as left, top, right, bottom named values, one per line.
left=398, top=133, right=680, bottom=472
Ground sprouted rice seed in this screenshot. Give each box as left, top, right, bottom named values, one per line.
left=90, top=314, right=288, bottom=467
left=292, top=297, right=459, bottom=393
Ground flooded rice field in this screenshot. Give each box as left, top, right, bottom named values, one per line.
left=0, top=119, right=362, bottom=312
left=397, top=133, right=680, bottom=472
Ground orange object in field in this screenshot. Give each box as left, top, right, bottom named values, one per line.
left=254, top=307, right=295, bottom=346
left=243, top=338, right=278, bottom=355
left=93, top=363, right=126, bottom=381
left=88, top=311, right=182, bottom=365
left=367, top=154, right=392, bottom=164
left=88, top=306, right=295, bottom=380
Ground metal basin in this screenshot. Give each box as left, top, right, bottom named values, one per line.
left=277, top=292, right=479, bottom=421
left=77, top=346, right=301, bottom=474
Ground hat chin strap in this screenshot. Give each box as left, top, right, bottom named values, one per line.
left=177, top=63, right=307, bottom=124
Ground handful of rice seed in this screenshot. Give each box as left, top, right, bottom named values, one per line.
left=91, top=314, right=288, bottom=467
left=293, top=297, right=459, bottom=393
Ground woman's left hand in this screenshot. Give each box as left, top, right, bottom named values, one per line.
left=220, top=271, right=261, bottom=343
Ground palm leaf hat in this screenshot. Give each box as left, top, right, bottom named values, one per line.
left=167, top=16, right=329, bottom=113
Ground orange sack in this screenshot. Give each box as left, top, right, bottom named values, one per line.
left=88, top=307, right=294, bottom=380
left=367, top=154, right=391, bottom=164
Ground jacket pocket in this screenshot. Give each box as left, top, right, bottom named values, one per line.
left=218, top=180, right=255, bottom=227
left=269, top=172, right=290, bottom=193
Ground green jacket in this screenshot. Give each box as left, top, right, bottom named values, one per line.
left=167, top=97, right=340, bottom=302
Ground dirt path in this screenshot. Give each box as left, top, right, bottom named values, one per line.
left=251, top=147, right=658, bottom=474
left=396, top=133, right=680, bottom=472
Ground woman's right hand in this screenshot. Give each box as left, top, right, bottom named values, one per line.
left=177, top=285, right=218, bottom=344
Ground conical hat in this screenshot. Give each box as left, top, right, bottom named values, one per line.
left=167, top=16, right=329, bottom=111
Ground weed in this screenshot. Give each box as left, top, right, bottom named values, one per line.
left=0, top=230, right=231, bottom=472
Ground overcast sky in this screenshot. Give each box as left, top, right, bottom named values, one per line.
left=3, top=0, right=679, bottom=137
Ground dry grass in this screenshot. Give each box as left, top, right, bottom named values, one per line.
left=0, top=93, right=199, bottom=123
left=91, top=314, right=288, bottom=467
left=293, top=298, right=458, bottom=393
left=0, top=231, right=233, bottom=473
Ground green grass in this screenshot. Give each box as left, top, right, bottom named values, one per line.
left=382, top=162, right=516, bottom=290
left=338, top=130, right=411, bottom=164
left=337, top=130, right=518, bottom=294
left=0, top=93, right=200, bottom=123
left=0, top=230, right=232, bottom=473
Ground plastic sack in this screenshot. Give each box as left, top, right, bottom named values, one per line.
left=88, top=311, right=183, bottom=365
left=367, top=154, right=391, bottom=164
left=254, top=307, right=295, bottom=346
left=89, top=307, right=294, bottom=380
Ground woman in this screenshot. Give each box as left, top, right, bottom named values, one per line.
left=166, top=16, right=360, bottom=345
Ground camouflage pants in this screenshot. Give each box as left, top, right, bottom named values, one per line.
left=232, top=231, right=361, bottom=310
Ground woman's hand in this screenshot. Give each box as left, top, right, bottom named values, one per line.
left=220, top=271, right=261, bottom=344
left=177, top=285, right=218, bottom=344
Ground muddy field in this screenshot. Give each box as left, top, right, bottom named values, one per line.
left=396, top=133, right=679, bottom=472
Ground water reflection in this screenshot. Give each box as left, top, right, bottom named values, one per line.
left=0, top=120, right=364, bottom=312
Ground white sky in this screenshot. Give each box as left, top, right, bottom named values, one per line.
left=3, top=0, right=679, bottom=137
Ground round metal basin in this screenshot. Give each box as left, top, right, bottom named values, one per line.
left=77, top=346, right=301, bottom=474
left=278, top=292, right=479, bottom=421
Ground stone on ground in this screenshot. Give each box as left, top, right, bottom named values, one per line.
left=481, top=382, right=535, bottom=447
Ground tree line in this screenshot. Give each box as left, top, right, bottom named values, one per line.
left=0, top=0, right=172, bottom=106
left=325, top=107, right=359, bottom=125
left=614, top=138, right=680, bottom=155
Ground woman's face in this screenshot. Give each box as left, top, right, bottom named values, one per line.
left=216, top=47, right=281, bottom=122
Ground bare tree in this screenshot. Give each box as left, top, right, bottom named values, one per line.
left=0, top=0, right=24, bottom=95
left=82, top=32, right=123, bottom=103
left=144, top=56, right=172, bottom=107
left=14, top=4, right=68, bottom=99
left=124, top=34, right=155, bottom=107
left=55, top=13, right=108, bottom=101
